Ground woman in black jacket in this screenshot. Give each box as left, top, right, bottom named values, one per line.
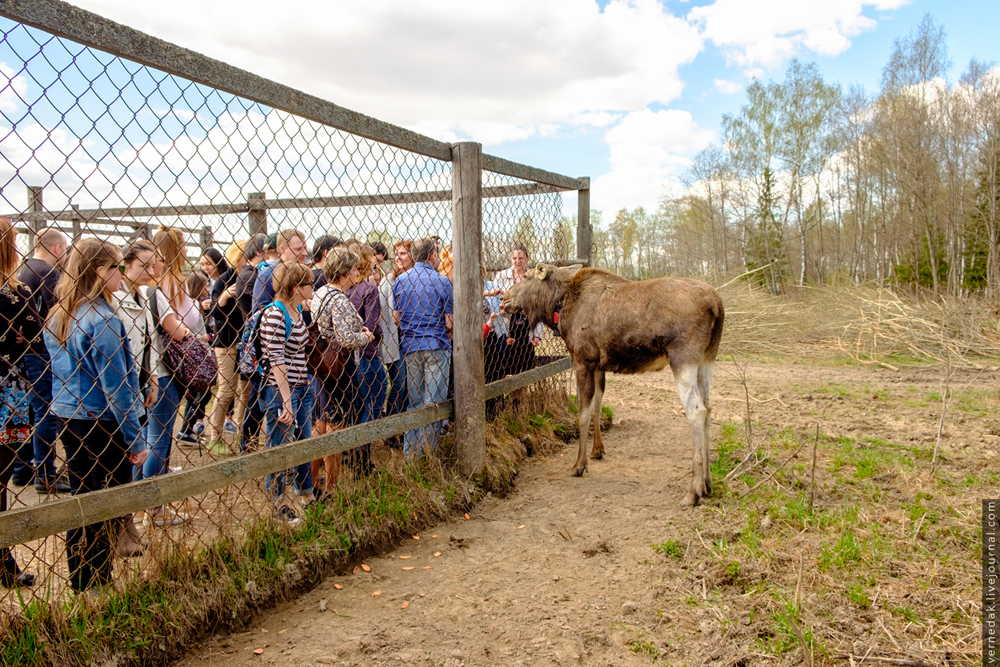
left=204, top=241, right=247, bottom=455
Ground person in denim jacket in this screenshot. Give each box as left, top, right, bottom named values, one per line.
left=44, top=237, right=149, bottom=594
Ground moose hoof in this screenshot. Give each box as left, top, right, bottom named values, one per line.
left=680, top=490, right=699, bottom=507
left=590, top=451, right=603, bottom=460
left=567, top=466, right=586, bottom=477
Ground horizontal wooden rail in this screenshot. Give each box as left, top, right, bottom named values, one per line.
left=485, top=356, right=572, bottom=400
left=0, top=0, right=452, bottom=162
left=0, top=358, right=572, bottom=548
left=5, top=183, right=569, bottom=224
left=0, top=0, right=586, bottom=195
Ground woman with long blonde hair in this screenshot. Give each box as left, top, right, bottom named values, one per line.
left=139, top=225, right=205, bottom=527
left=44, top=236, right=149, bottom=593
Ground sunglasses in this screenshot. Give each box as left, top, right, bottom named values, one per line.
left=107, top=263, right=127, bottom=276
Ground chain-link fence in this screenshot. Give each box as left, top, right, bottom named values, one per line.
left=0, top=0, right=590, bottom=616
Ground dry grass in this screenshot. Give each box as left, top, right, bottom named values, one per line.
left=0, top=380, right=576, bottom=667
left=719, top=281, right=1000, bottom=367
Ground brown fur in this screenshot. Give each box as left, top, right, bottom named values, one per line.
left=502, top=265, right=724, bottom=506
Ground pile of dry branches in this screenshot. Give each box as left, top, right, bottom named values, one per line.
left=718, top=282, right=1000, bottom=367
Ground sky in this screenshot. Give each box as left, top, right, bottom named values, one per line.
left=19, top=0, right=1000, bottom=218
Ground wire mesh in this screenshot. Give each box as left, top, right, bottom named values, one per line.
left=0, top=14, right=578, bottom=610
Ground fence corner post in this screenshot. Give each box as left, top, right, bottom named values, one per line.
left=451, top=142, right=486, bottom=476
left=576, top=178, right=591, bottom=265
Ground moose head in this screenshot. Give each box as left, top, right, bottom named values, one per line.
left=501, top=263, right=583, bottom=332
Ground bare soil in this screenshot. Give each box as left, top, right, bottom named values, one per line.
left=177, top=359, right=994, bottom=667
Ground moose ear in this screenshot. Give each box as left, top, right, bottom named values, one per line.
left=536, top=263, right=552, bottom=280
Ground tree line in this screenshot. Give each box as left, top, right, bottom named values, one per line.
left=581, top=15, right=1000, bottom=298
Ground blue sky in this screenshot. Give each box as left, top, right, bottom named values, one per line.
left=8, top=0, right=1000, bottom=219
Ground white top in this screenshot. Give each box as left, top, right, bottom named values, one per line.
left=378, top=275, right=400, bottom=364
left=111, top=286, right=160, bottom=384
left=493, top=267, right=544, bottom=341
left=145, top=285, right=205, bottom=378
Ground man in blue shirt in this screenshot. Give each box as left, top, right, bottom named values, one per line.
left=393, top=237, right=453, bottom=454
left=252, top=229, right=308, bottom=310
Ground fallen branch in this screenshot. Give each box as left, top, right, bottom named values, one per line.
left=740, top=440, right=808, bottom=498
left=830, top=655, right=934, bottom=667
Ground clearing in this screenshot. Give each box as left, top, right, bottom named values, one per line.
left=178, top=359, right=991, bottom=666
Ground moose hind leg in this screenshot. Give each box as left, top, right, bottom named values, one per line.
left=697, top=361, right=714, bottom=496
left=570, top=363, right=596, bottom=476
left=590, top=370, right=606, bottom=460
left=675, top=364, right=709, bottom=506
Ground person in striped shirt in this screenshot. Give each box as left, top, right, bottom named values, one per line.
left=259, top=261, right=316, bottom=525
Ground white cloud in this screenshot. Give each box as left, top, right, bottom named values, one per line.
left=592, top=109, right=713, bottom=213
left=689, top=0, right=910, bottom=67
left=75, top=0, right=703, bottom=145
left=714, top=79, right=742, bottom=95
left=0, top=63, right=27, bottom=113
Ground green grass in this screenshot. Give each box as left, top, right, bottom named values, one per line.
left=819, top=530, right=862, bottom=570
left=652, top=539, right=684, bottom=559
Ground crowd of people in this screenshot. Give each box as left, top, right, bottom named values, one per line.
left=0, top=218, right=544, bottom=594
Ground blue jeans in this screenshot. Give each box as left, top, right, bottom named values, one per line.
left=385, top=358, right=407, bottom=417
left=22, top=352, right=58, bottom=480
left=138, top=375, right=181, bottom=480
left=354, top=355, right=387, bottom=424
left=403, top=349, right=451, bottom=455
left=261, top=383, right=314, bottom=500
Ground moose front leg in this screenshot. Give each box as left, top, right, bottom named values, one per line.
left=590, top=370, right=605, bottom=460
left=570, top=362, right=596, bottom=476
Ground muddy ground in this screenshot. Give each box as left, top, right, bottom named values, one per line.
left=177, top=359, right=994, bottom=666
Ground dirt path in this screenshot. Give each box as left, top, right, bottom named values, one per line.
left=178, top=360, right=993, bottom=666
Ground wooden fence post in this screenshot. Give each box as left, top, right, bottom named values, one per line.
left=576, top=178, right=591, bottom=265
left=451, top=142, right=486, bottom=476
left=200, top=225, right=213, bottom=250
left=248, top=192, right=267, bottom=236
left=27, top=185, right=44, bottom=254
left=70, top=204, right=82, bottom=240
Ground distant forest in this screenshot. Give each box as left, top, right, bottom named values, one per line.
left=556, top=15, right=1000, bottom=298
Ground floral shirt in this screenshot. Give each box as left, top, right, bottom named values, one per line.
left=312, top=285, right=368, bottom=350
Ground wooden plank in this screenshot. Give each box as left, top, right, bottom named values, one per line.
left=451, top=142, right=487, bottom=475
left=576, top=180, right=592, bottom=265
left=6, top=183, right=567, bottom=226
left=0, top=0, right=453, bottom=162
left=482, top=154, right=588, bottom=191
left=11, top=203, right=247, bottom=223
left=0, top=400, right=453, bottom=548
left=484, top=356, right=572, bottom=400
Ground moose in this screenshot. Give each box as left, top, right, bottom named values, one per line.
left=502, top=265, right=724, bottom=506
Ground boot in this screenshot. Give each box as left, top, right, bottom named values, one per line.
left=0, top=547, right=34, bottom=587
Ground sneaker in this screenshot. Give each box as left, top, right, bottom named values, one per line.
left=206, top=440, right=232, bottom=457
left=142, top=507, right=190, bottom=527
left=168, top=466, right=182, bottom=474
left=192, top=421, right=206, bottom=436
left=274, top=505, right=301, bottom=527
left=223, top=419, right=238, bottom=434
left=176, top=432, right=198, bottom=446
